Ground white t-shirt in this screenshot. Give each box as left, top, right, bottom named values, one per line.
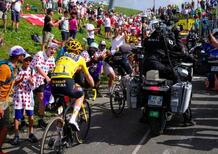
left=63, top=0, right=69, bottom=5
left=61, top=16, right=69, bottom=32
left=13, top=1, right=21, bottom=12
left=104, top=17, right=111, bottom=27
left=86, top=23, right=95, bottom=39
left=111, top=33, right=126, bottom=55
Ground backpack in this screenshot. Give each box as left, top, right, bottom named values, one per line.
left=0, top=60, right=14, bottom=85
left=31, top=33, right=40, bottom=43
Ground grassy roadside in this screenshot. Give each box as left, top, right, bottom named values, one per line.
left=2, top=1, right=141, bottom=131
left=0, top=0, right=141, bottom=59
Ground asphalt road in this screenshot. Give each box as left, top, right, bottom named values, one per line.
left=2, top=77, right=218, bottom=154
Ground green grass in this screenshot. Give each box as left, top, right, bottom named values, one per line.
left=114, top=6, right=142, bottom=16
left=0, top=1, right=140, bottom=59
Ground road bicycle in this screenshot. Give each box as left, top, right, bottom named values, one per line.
left=110, top=68, right=129, bottom=117
left=109, top=47, right=143, bottom=117
left=40, top=89, right=96, bottom=154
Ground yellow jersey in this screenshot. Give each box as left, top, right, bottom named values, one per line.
left=51, top=52, right=89, bottom=79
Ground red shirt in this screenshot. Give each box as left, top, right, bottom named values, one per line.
left=97, top=19, right=103, bottom=27
left=110, top=17, right=116, bottom=27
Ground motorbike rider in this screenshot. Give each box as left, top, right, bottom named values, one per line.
left=143, top=22, right=194, bottom=82
left=142, top=23, right=195, bottom=126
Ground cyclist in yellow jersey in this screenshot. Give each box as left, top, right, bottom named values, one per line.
left=51, top=39, right=94, bottom=131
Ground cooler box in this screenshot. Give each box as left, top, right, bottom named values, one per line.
left=170, top=82, right=192, bottom=113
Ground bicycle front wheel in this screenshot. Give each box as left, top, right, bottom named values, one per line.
left=40, top=117, right=64, bottom=154
left=75, top=100, right=91, bottom=144
left=110, top=83, right=126, bottom=117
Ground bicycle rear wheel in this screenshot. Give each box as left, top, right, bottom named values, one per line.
left=75, top=100, right=91, bottom=144
left=40, top=117, right=64, bottom=154
left=110, top=82, right=126, bottom=117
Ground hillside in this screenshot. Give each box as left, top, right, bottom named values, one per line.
left=0, top=0, right=141, bottom=59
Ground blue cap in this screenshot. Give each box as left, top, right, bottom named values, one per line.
left=9, top=45, right=26, bottom=57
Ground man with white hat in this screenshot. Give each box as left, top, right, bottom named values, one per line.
left=30, top=42, right=58, bottom=128
left=0, top=45, right=26, bottom=154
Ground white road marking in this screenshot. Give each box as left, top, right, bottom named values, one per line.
left=132, top=128, right=150, bottom=154
left=31, top=145, right=40, bottom=151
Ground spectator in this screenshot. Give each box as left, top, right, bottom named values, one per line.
left=0, top=45, right=26, bottom=154
left=10, top=54, right=38, bottom=145
left=47, top=0, right=53, bottom=10
left=41, top=8, right=59, bottom=51
left=210, top=33, right=218, bottom=48
left=86, top=17, right=98, bottom=46
left=52, top=0, right=58, bottom=11
left=62, top=0, right=69, bottom=11
left=41, top=0, right=47, bottom=13
left=69, top=12, right=78, bottom=39
left=104, top=13, right=111, bottom=39
left=57, top=0, right=62, bottom=14
left=111, top=27, right=127, bottom=53
left=11, top=0, right=23, bottom=32
left=60, top=10, right=69, bottom=42
left=127, top=27, right=140, bottom=46
left=30, top=42, right=58, bottom=129
left=97, top=16, right=103, bottom=35
left=0, top=0, right=7, bottom=32
left=98, top=40, right=116, bottom=94
left=201, top=12, right=209, bottom=37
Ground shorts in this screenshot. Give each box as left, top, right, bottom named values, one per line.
left=69, top=30, right=77, bottom=39
left=11, top=10, right=20, bottom=22
left=61, top=31, right=69, bottom=41
left=33, top=84, right=45, bottom=93
left=103, top=62, right=115, bottom=76
left=42, top=31, right=54, bottom=44
left=14, top=109, right=33, bottom=120
left=105, top=27, right=111, bottom=33
left=51, top=78, right=84, bottom=99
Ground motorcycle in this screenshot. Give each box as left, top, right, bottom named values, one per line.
left=142, top=62, right=193, bottom=135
